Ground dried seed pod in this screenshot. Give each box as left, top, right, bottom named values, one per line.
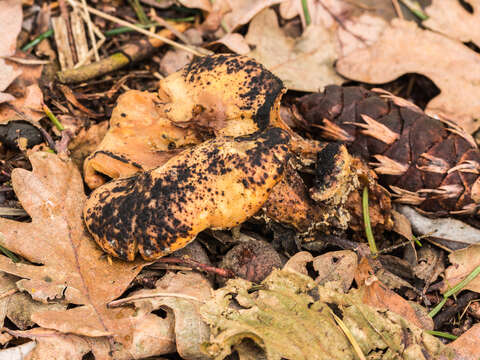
left=84, top=128, right=290, bottom=261
left=296, top=85, right=480, bottom=216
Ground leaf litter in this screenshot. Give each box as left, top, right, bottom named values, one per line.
left=2, top=0, right=480, bottom=358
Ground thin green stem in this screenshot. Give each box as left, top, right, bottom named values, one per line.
left=412, top=235, right=422, bottom=247
left=128, top=0, right=149, bottom=25
left=301, top=0, right=311, bottom=26
left=399, top=0, right=429, bottom=20
left=429, top=265, right=480, bottom=318
left=21, top=29, right=54, bottom=52
left=425, top=330, right=458, bottom=340
left=0, top=245, right=19, bottom=263
left=362, top=186, right=377, bottom=256
left=43, top=105, right=64, bottom=131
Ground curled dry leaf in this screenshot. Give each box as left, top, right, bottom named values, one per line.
left=424, top=0, right=480, bottom=48
left=0, top=152, right=145, bottom=349
left=284, top=250, right=357, bottom=292
left=208, top=33, right=250, bottom=55
left=246, top=9, right=344, bottom=92
left=0, top=54, right=44, bottom=123
left=442, top=244, right=480, bottom=294
left=336, top=19, right=480, bottom=133
left=355, top=258, right=433, bottom=330
left=116, top=271, right=212, bottom=360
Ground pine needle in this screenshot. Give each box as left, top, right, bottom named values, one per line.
left=362, top=186, right=378, bottom=256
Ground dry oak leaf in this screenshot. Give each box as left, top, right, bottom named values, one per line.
left=447, top=323, right=480, bottom=360
left=0, top=152, right=145, bottom=346
left=442, top=244, right=480, bottom=294
left=246, top=9, right=344, bottom=92
left=336, top=19, right=480, bottom=133
left=221, top=0, right=283, bottom=32
left=0, top=0, right=22, bottom=102
left=424, top=0, right=480, bottom=48
left=354, top=257, right=433, bottom=330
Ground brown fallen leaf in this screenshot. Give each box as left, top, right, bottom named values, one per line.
left=284, top=250, right=357, bottom=292
left=424, top=0, right=480, bottom=48
left=442, top=244, right=480, bottom=294
left=0, top=54, right=44, bottom=123
left=0, top=152, right=145, bottom=350
left=111, top=271, right=212, bottom=359
left=221, top=0, right=283, bottom=32
left=0, top=0, right=22, bottom=101
left=448, top=323, right=480, bottom=360
left=208, top=33, right=250, bottom=55
left=336, top=19, right=480, bottom=133
left=246, top=8, right=344, bottom=91
left=355, top=257, right=433, bottom=330
left=279, top=0, right=352, bottom=29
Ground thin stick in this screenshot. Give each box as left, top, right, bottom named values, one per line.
left=68, top=0, right=208, bottom=56
left=152, top=257, right=234, bottom=278
left=81, top=0, right=99, bottom=61
left=391, top=0, right=404, bottom=19
left=109, top=292, right=205, bottom=308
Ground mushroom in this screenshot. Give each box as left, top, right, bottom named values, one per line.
left=83, top=90, right=200, bottom=189
left=84, top=128, right=290, bottom=261
left=83, top=54, right=290, bottom=189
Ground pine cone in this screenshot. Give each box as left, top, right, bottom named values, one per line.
left=296, top=85, right=480, bottom=217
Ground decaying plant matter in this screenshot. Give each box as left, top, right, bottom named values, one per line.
left=296, top=85, right=480, bottom=217
left=84, top=128, right=290, bottom=261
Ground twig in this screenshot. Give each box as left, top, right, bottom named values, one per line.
left=433, top=291, right=480, bottom=329
left=391, top=0, right=404, bottom=19
left=67, top=0, right=208, bottom=56
left=58, top=0, right=78, bottom=64
left=150, top=11, right=191, bottom=45
left=58, top=22, right=191, bottom=83
left=81, top=0, right=99, bottom=61
left=362, top=187, right=378, bottom=256
left=151, top=257, right=235, bottom=278
left=0, top=289, right=17, bottom=300
left=108, top=292, right=205, bottom=308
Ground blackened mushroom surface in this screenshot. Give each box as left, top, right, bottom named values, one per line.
left=84, top=128, right=290, bottom=261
